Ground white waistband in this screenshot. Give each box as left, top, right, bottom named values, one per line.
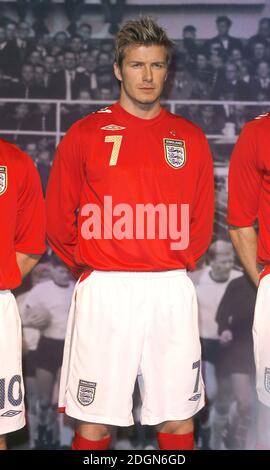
left=0, top=290, right=11, bottom=295
left=92, top=269, right=187, bottom=278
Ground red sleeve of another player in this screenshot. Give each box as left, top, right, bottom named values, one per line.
left=190, top=132, right=214, bottom=262
left=227, top=123, right=262, bottom=227
left=15, top=156, right=46, bottom=254
left=46, top=121, right=85, bottom=278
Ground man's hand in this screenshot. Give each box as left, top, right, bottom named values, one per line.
left=219, top=329, right=233, bottom=345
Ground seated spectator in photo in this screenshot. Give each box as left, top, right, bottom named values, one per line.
left=61, top=89, right=92, bottom=131
left=12, top=63, right=46, bottom=98
left=196, top=104, right=225, bottom=135
left=246, top=17, right=270, bottom=55
left=238, top=60, right=252, bottom=85
left=78, top=23, right=92, bottom=49
left=29, top=50, right=43, bottom=67
left=170, top=65, right=196, bottom=99
left=249, top=40, right=268, bottom=68
left=182, top=25, right=199, bottom=62
left=205, top=16, right=243, bottom=60
left=92, top=64, right=118, bottom=100
left=76, top=50, right=90, bottom=73
left=49, top=50, right=89, bottom=100
left=195, top=52, right=213, bottom=87
left=50, top=44, right=63, bottom=59
left=54, top=31, right=69, bottom=53
left=212, top=62, right=250, bottom=100
left=84, top=55, right=98, bottom=94
left=70, top=34, right=84, bottom=55
left=97, top=50, right=113, bottom=67
left=55, top=54, right=65, bottom=73
left=4, top=102, right=30, bottom=134
left=16, top=21, right=35, bottom=63
left=250, top=60, right=270, bottom=99
left=229, top=47, right=244, bottom=68
left=101, top=0, right=126, bottom=35
left=208, top=53, right=225, bottom=90
left=25, top=103, right=56, bottom=132
left=34, top=64, right=51, bottom=98
left=24, top=141, right=39, bottom=163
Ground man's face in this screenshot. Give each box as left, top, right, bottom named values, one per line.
left=226, top=64, right=238, bottom=81
left=25, top=143, right=38, bottom=160
left=210, top=252, right=234, bottom=282
left=71, top=37, right=83, bottom=53
left=44, top=56, right=55, bottom=73
left=22, top=65, right=34, bottom=82
left=114, top=44, right=168, bottom=107
left=254, top=43, right=266, bottom=59
left=202, top=106, right=214, bottom=119
left=16, top=103, right=29, bottom=118
left=38, top=103, right=51, bottom=114
left=52, top=266, right=70, bottom=287
left=6, top=23, right=17, bottom=40
left=35, top=66, right=44, bottom=83
left=217, top=21, right=230, bottom=36
left=258, top=61, right=269, bottom=78
left=64, top=52, right=76, bottom=70
left=19, top=22, right=30, bottom=40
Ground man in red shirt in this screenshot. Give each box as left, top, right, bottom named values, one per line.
left=0, top=139, right=46, bottom=450
left=228, top=112, right=270, bottom=449
left=46, top=17, right=214, bottom=450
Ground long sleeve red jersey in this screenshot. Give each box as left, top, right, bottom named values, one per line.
left=0, top=139, right=46, bottom=289
left=227, top=112, right=270, bottom=267
left=46, top=103, right=214, bottom=278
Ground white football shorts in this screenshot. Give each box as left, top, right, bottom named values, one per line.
left=0, top=291, right=25, bottom=434
left=59, top=269, right=205, bottom=426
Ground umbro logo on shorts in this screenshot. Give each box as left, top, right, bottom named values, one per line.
left=188, top=393, right=201, bottom=402
left=1, top=410, right=22, bottom=417
left=264, top=368, right=270, bottom=393
left=77, top=379, right=97, bottom=406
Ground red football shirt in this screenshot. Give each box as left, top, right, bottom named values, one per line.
left=227, top=113, right=270, bottom=266
left=46, top=103, right=214, bottom=277
left=0, top=139, right=46, bottom=289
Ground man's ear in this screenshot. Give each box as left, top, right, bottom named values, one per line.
left=114, top=62, right=122, bottom=82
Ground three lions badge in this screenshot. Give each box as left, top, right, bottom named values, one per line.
left=163, top=139, right=186, bottom=169
left=0, top=166, right=7, bottom=195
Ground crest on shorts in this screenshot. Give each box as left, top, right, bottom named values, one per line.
left=77, top=380, right=97, bottom=406
left=163, top=139, right=186, bottom=169
left=0, top=166, right=7, bottom=195
left=264, top=368, right=270, bottom=393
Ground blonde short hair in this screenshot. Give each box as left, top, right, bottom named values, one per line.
left=115, top=17, right=174, bottom=69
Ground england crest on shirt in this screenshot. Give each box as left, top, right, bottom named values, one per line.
left=163, top=139, right=186, bottom=169
left=0, top=166, right=7, bottom=195
left=264, top=368, right=270, bottom=393
left=77, top=379, right=97, bottom=406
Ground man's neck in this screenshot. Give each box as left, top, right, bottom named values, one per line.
left=119, top=94, right=161, bottom=120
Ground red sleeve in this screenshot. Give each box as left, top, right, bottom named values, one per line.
left=15, top=155, right=46, bottom=254
left=190, top=132, right=214, bottom=262
left=46, top=121, right=86, bottom=278
left=227, top=123, right=262, bottom=227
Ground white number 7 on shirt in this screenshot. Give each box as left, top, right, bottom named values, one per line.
left=105, top=135, right=123, bottom=166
